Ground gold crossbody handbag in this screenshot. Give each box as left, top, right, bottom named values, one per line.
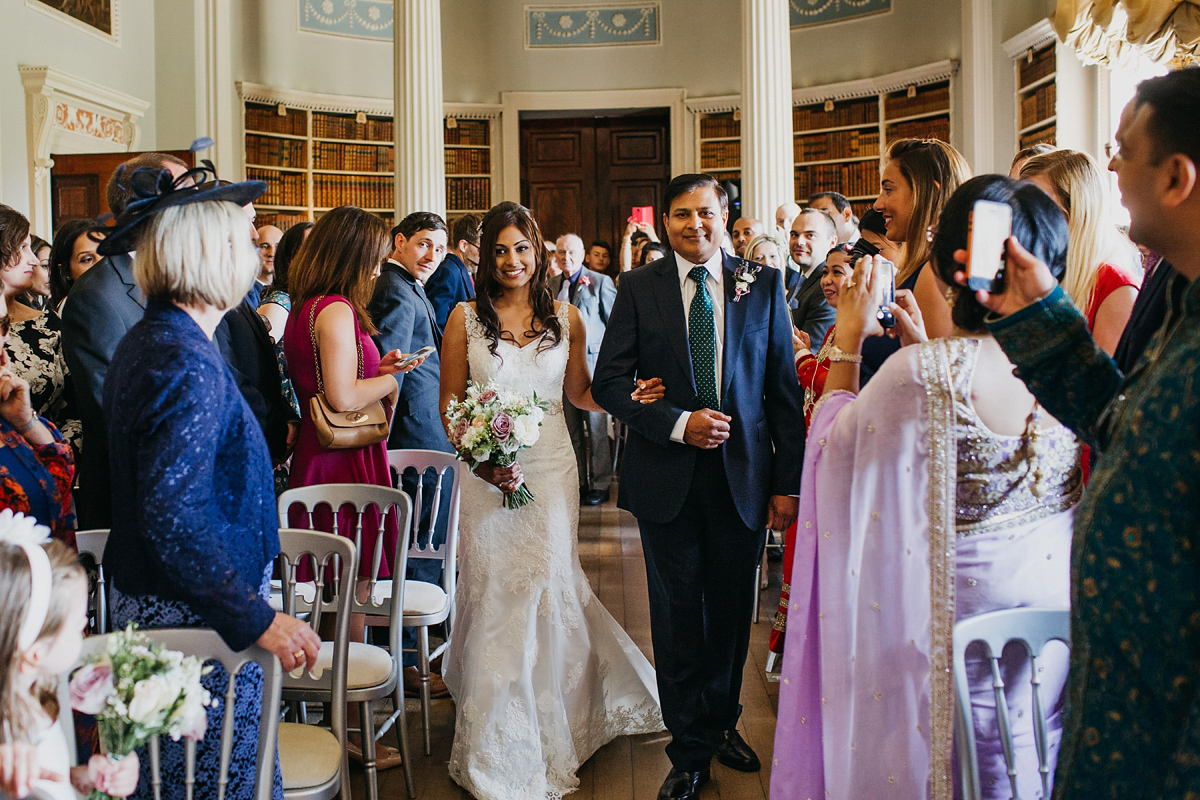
left=308, top=297, right=390, bottom=449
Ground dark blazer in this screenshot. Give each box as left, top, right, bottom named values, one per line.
left=60, top=253, right=146, bottom=528
left=592, top=253, right=805, bottom=531
left=551, top=266, right=618, bottom=372
left=1114, top=260, right=1178, bottom=375
left=789, top=262, right=836, bottom=346
left=368, top=261, right=452, bottom=453
left=214, top=296, right=297, bottom=462
left=424, top=252, right=474, bottom=333
left=104, top=300, right=277, bottom=651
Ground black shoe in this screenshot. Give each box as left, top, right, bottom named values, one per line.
left=582, top=488, right=610, bottom=506
left=715, top=729, right=760, bottom=772
left=657, top=766, right=710, bottom=800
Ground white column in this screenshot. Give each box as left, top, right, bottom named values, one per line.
left=961, top=0, right=995, bottom=173
left=741, top=0, right=794, bottom=222
left=394, top=0, right=446, bottom=220
left=196, top=0, right=236, bottom=177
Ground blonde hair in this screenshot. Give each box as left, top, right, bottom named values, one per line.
left=134, top=201, right=260, bottom=311
left=884, top=139, right=972, bottom=285
left=745, top=232, right=785, bottom=266
left=1020, top=149, right=1137, bottom=310
left=0, top=540, right=86, bottom=742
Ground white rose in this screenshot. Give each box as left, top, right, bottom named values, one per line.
left=128, top=675, right=173, bottom=726
left=512, top=415, right=540, bottom=447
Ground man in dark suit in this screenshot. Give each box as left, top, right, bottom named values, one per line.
left=1113, top=254, right=1177, bottom=374
left=424, top=212, right=480, bottom=333
left=367, top=211, right=455, bottom=696
left=593, top=174, right=804, bottom=800
left=551, top=232, right=618, bottom=505
left=61, top=152, right=190, bottom=527
left=787, top=207, right=839, bottom=346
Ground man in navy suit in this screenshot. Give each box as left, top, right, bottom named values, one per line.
left=787, top=207, right=839, bottom=346
left=424, top=212, right=480, bottom=333
left=368, top=211, right=455, bottom=697
left=593, top=174, right=804, bottom=800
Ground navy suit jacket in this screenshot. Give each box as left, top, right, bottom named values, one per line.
left=424, top=252, right=474, bottom=333
left=592, top=252, right=805, bottom=530
left=789, top=262, right=836, bottom=345
left=368, top=261, right=452, bottom=453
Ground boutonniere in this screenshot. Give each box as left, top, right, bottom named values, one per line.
left=732, top=259, right=761, bottom=302
left=578, top=274, right=592, bottom=288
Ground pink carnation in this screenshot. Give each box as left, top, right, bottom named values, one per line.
left=69, top=663, right=113, bottom=715
left=490, top=412, right=513, bottom=441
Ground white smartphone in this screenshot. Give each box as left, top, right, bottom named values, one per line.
left=966, top=199, right=1013, bottom=293
left=394, top=345, right=436, bottom=369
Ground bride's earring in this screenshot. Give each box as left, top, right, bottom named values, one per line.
left=943, top=285, right=957, bottom=309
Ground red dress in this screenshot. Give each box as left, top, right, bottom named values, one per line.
left=283, top=296, right=398, bottom=578
left=1081, top=264, right=1141, bottom=483
left=769, top=326, right=836, bottom=656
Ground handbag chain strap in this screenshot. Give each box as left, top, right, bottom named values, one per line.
left=308, top=296, right=364, bottom=396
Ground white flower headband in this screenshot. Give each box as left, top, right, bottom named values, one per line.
left=0, top=510, right=53, bottom=651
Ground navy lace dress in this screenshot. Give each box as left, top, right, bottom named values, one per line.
left=103, top=299, right=282, bottom=800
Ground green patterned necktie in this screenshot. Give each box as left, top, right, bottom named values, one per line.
left=688, top=265, right=720, bottom=410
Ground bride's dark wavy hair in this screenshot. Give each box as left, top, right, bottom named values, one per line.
left=474, top=201, right=562, bottom=358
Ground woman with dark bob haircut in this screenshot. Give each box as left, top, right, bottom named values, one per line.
left=773, top=175, right=1080, bottom=800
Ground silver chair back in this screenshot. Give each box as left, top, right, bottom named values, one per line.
left=75, top=529, right=110, bottom=634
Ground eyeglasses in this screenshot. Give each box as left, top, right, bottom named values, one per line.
left=1104, top=142, right=1120, bottom=160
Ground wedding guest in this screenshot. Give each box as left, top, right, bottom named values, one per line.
left=854, top=208, right=902, bottom=265
left=101, top=177, right=320, bottom=800
left=257, top=220, right=311, bottom=344
left=807, top=191, right=859, bottom=243
left=638, top=241, right=669, bottom=268
left=20, top=236, right=51, bottom=312
left=745, top=232, right=785, bottom=270
left=773, top=175, right=1078, bottom=800
left=1009, top=142, right=1055, bottom=179
left=47, top=220, right=104, bottom=316
left=873, top=137, right=971, bottom=338
left=793, top=243, right=856, bottom=422
left=424, top=212, right=480, bottom=333
left=620, top=221, right=658, bottom=273
left=253, top=224, right=283, bottom=304
left=730, top=217, right=763, bottom=257
left=585, top=239, right=613, bottom=277
left=775, top=201, right=801, bottom=236
left=787, top=207, right=839, bottom=345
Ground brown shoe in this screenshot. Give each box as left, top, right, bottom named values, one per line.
left=347, top=740, right=407, bottom=771
left=403, top=666, right=450, bottom=698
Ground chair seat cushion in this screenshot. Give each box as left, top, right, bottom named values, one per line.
left=370, top=579, right=448, bottom=616
left=315, top=641, right=394, bottom=690
left=278, top=722, right=341, bottom=790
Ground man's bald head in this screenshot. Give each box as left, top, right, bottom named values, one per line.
left=555, top=233, right=585, bottom=277
left=775, top=202, right=801, bottom=234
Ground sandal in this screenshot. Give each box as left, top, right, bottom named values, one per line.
left=346, top=740, right=406, bottom=770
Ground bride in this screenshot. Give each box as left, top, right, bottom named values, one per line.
left=439, top=202, right=665, bottom=800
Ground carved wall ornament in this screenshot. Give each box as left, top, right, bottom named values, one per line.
left=789, top=0, right=891, bottom=29
left=525, top=4, right=660, bottom=48
left=299, top=0, right=393, bottom=41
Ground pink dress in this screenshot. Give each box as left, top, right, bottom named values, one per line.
left=282, top=295, right=398, bottom=578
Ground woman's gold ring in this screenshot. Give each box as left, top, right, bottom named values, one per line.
left=293, top=651, right=305, bottom=661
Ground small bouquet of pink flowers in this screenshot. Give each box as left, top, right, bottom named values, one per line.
left=70, top=624, right=213, bottom=800
left=445, top=380, right=548, bottom=509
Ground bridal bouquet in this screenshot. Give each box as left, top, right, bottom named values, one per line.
left=70, top=624, right=213, bottom=800
left=445, top=380, right=547, bottom=509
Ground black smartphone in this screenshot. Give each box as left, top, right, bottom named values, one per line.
left=966, top=199, right=1013, bottom=293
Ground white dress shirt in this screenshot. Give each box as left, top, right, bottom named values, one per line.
left=670, top=249, right=725, bottom=443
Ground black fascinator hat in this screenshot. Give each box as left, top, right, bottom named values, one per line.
left=97, top=138, right=267, bottom=256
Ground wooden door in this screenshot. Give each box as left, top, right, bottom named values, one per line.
left=520, top=112, right=670, bottom=267
left=50, top=150, right=194, bottom=232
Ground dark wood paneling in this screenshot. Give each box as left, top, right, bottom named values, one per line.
left=50, top=150, right=194, bottom=233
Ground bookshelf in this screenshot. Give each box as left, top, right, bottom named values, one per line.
left=1015, top=40, right=1057, bottom=150
left=696, top=111, right=741, bottom=185
left=444, top=118, right=493, bottom=214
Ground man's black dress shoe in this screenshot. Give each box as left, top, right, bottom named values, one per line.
left=582, top=488, right=610, bottom=506
left=657, top=766, right=710, bottom=800
left=716, top=729, right=761, bottom=772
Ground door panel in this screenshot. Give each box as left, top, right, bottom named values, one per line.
left=50, top=150, right=195, bottom=233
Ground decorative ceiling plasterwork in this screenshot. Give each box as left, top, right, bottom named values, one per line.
left=525, top=4, right=660, bottom=48
left=789, top=0, right=891, bottom=29
left=298, top=0, right=393, bottom=41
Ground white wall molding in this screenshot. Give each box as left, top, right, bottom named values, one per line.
left=791, top=59, right=958, bottom=105
left=500, top=88, right=688, bottom=202
left=20, top=66, right=149, bottom=237
left=1002, top=18, right=1056, bottom=60
left=684, top=95, right=740, bottom=115
left=237, top=82, right=502, bottom=120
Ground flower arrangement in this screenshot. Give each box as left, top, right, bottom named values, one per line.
left=444, top=381, right=547, bottom=509
left=578, top=273, right=592, bottom=288
left=70, top=624, right=213, bottom=800
left=733, top=258, right=762, bottom=302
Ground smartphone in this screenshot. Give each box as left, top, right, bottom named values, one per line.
left=876, top=259, right=896, bottom=329
left=395, top=345, right=436, bottom=370
left=630, top=206, right=654, bottom=227
left=966, top=199, right=1013, bottom=293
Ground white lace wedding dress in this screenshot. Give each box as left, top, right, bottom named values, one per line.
left=443, top=302, right=664, bottom=800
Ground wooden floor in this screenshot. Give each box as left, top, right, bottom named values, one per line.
left=357, top=492, right=783, bottom=800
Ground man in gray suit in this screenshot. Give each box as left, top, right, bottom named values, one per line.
left=552, top=233, right=618, bottom=505
left=786, top=207, right=839, bottom=347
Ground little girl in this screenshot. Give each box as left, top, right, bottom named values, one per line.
left=0, top=511, right=139, bottom=799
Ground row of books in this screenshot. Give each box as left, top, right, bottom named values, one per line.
left=248, top=169, right=307, bottom=207
left=246, top=135, right=307, bottom=169
left=312, top=113, right=393, bottom=142
left=700, top=140, right=741, bottom=170
left=885, top=115, right=951, bottom=144
left=699, top=114, right=740, bottom=139
left=794, top=159, right=880, bottom=199
left=793, top=98, right=878, bottom=131
left=1020, top=123, right=1056, bottom=150
left=794, top=129, right=880, bottom=162
left=245, top=104, right=307, bottom=136
left=444, top=120, right=490, bottom=146
left=444, top=147, right=491, bottom=174
left=1019, top=44, right=1056, bottom=88
left=884, top=83, right=950, bottom=119
left=313, top=141, right=394, bottom=172
left=446, top=177, right=491, bottom=210
left=1020, top=83, right=1057, bottom=130
left=313, top=175, right=393, bottom=209
left=256, top=211, right=309, bottom=230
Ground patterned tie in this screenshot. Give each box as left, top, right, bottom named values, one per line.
left=688, top=265, right=720, bottom=410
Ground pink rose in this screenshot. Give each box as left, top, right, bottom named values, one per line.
left=479, top=389, right=498, bottom=403
left=490, top=412, right=513, bottom=441
left=454, top=418, right=469, bottom=444
left=70, top=663, right=113, bottom=715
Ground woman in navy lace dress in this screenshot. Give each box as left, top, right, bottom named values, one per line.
left=99, top=168, right=320, bottom=800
